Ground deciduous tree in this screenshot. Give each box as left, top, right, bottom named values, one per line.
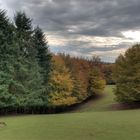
left=114, top=44, right=140, bottom=102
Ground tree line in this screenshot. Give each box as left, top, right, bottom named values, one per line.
left=0, top=10, right=107, bottom=114
left=1, top=8, right=138, bottom=114
left=48, top=54, right=106, bottom=107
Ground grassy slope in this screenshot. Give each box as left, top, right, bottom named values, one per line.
left=73, top=85, right=116, bottom=112
left=0, top=85, right=140, bottom=140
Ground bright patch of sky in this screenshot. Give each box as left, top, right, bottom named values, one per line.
left=1, top=0, right=140, bottom=62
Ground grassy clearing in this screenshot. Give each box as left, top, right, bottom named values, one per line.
left=73, top=85, right=116, bottom=112
left=0, top=85, right=140, bottom=140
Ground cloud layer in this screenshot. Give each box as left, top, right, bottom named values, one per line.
left=1, top=0, right=140, bottom=62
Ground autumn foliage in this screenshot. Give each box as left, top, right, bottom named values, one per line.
left=48, top=54, right=106, bottom=107
left=0, top=9, right=108, bottom=114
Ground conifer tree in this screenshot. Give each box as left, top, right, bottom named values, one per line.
left=33, top=27, right=52, bottom=85
left=14, top=12, right=44, bottom=108
left=0, top=10, right=17, bottom=108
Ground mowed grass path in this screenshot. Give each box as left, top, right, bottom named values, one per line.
left=0, top=85, right=140, bottom=140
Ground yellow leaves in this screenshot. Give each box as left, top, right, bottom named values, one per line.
left=52, top=96, right=77, bottom=106
left=95, top=79, right=106, bottom=91
left=50, top=54, right=107, bottom=107
left=88, top=68, right=106, bottom=95
left=50, top=67, right=74, bottom=94
left=48, top=55, right=76, bottom=106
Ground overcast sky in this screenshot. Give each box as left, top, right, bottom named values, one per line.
left=0, top=0, right=140, bottom=62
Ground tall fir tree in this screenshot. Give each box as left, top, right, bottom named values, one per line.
left=0, top=10, right=18, bottom=108
left=33, top=27, right=52, bottom=85
left=14, top=12, right=44, bottom=108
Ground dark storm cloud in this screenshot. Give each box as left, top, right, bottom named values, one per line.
left=1, top=0, right=140, bottom=62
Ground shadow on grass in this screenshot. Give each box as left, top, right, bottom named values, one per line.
left=63, top=93, right=105, bottom=113
left=110, top=102, right=140, bottom=110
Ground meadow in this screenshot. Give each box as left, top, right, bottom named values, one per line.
left=0, top=85, right=140, bottom=140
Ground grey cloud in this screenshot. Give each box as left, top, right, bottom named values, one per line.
left=1, top=0, right=140, bottom=62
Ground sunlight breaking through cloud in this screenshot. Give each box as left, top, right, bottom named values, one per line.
left=122, top=30, right=140, bottom=42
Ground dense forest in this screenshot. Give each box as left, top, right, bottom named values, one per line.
left=0, top=10, right=116, bottom=114
left=2, top=8, right=139, bottom=115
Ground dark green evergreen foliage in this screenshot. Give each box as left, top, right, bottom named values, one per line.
left=14, top=12, right=43, bottom=106
left=33, top=27, right=52, bottom=85
left=14, top=12, right=33, bottom=57
left=14, top=12, right=32, bottom=32
left=0, top=10, right=17, bottom=107
left=14, top=12, right=52, bottom=108
left=114, top=44, right=140, bottom=102
left=0, top=10, right=52, bottom=113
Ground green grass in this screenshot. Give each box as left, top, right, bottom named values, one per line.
left=73, top=85, right=116, bottom=112
left=0, top=85, right=140, bottom=140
